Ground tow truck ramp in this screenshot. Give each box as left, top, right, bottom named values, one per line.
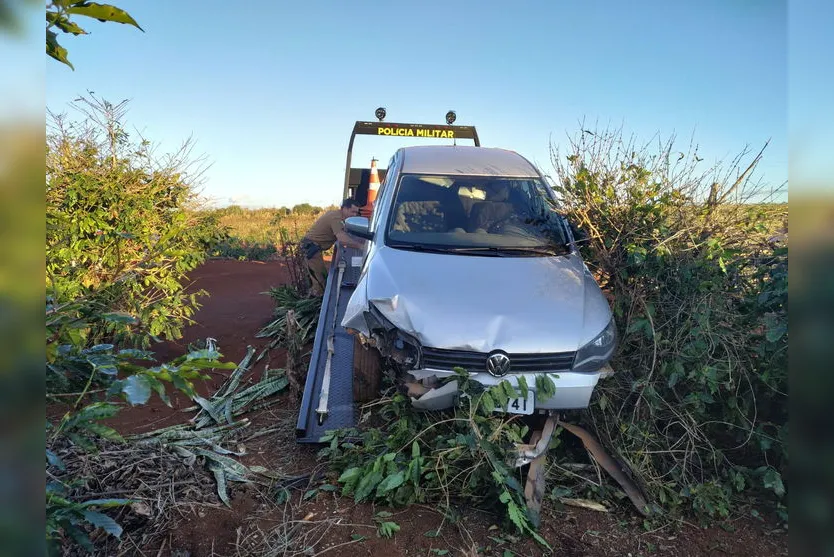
left=295, top=244, right=362, bottom=442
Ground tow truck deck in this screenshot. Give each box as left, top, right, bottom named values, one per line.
left=295, top=243, right=362, bottom=442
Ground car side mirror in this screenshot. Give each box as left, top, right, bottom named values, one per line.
left=345, top=216, right=373, bottom=240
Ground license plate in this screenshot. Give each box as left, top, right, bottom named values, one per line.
left=494, top=390, right=535, bottom=415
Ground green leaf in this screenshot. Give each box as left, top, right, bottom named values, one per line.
left=84, top=422, right=124, bottom=443
left=46, top=450, right=65, bottom=471
left=506, top=500, right=527, bottom=532
left=102, top=311, right=139, bottom=325
left=121, top=374, right=151, bottom=405
left=376, top=472, right=405, bottom=495
left=274, top=488, right=290, bottom=504
left=65, top=525, right=94, bottom=552
left=51, top=13, right=88, bottom=35
left=503, top=475, right=524, bottom=496
left=338, top=467, right=362, bottom=483
left=500, top=381, right=517, bottom=399
left=627, top=318, right=648, bottom=334
left=351, top=534, right=366, bottom=542
left=192, top=395, right=223, bottom=423
left=82, top=510, right=123, bottom=538
left=481, top=391, right=495, bottom=412
left=763, top=468, right=785, bottom=498
left=354, top=470, right=383, bottom=502
left=80, top=498, right=133, bottom=508
left=207, top=461, right=230, bottom=507
left=66, top=2, right=144, bottom=31
left=517, top=376, right=529, bottom=398
left=765, top=319, right=787, bottom=343
left=377, top=521, right=400, bottom=538
left=46, top=29, right=73, bottom=69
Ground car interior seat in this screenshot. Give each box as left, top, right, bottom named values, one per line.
left=390, top=179, right=467, bottom=233
left=467, top=181, right=516, bottom=233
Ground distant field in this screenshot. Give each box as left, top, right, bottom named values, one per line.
left=199, top=205, right=338, bottom=260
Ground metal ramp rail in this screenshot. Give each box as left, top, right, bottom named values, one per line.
left=295, top=243, right=363, bottom=443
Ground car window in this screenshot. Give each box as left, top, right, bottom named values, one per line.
left=385, top=174, right=569, bottom=250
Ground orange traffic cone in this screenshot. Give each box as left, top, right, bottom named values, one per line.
left=360, top=158, right=380, bottom=218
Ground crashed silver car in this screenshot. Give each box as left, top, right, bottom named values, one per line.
left=341, top=144, right=616, bottom=414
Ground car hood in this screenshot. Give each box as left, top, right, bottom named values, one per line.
left=342, top=245, right=612, bottom=353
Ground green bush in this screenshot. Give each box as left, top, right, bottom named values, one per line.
left=44, top=94, right=238, bottom=553
left=46, top=94, right=225, bottom=353
left=548, top=126, right=788, bottom=521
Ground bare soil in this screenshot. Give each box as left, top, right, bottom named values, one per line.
left=66, top=259, right=789, bottom=556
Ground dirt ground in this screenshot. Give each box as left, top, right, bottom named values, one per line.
left=88, top=259, right=788, bottom=557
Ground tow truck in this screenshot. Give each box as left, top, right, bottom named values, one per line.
left=295, top=109, right=651, bottom=522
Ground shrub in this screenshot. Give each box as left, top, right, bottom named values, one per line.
left=46, top=94, right=225, bottom=354
left=44, top=94, right=239, bottom=554
left=548, top=125, right=788, bottom=520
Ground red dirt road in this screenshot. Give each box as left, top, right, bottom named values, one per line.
left=105, top=259, right=292, bottom=435
left=102, top=259, right=787, bottom=557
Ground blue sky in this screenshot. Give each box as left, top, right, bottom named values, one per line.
left=38, top=0, right=789, bottom=208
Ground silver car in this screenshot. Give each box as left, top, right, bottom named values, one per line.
left=341, top=144, right=616, bottom=415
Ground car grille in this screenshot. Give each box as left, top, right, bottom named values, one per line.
left=421, top=347, right=576, bottom=373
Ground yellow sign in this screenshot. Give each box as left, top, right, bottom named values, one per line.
left=377, top=126, right=455, bottom=139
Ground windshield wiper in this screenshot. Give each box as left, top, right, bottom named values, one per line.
left=388, top=243, right=570, bottom=257
left=448, top=245, right=570, bottom=256
left=388, top=242, right=458, bottom=254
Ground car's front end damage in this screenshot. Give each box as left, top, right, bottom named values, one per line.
left=348, top=299, right=616, bottom=414
left=341, top=247, right=618, bottom=416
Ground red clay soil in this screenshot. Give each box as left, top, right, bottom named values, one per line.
left=103, top=259, right=292, bottom=435
left=59, top=259, right=788, bottom=557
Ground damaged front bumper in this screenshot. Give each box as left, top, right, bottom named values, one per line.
left=344, top=300, right=614, bottom=414
left=402, top=366, right=610, bottom=412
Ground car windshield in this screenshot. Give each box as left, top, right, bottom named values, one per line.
left=385, top=174, right=569, bottom=253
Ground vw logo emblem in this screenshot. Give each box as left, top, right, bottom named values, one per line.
left=486, top=352, right=511, bottom=377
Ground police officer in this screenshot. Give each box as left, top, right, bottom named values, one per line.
left=299, top=198, right=366, bottom=296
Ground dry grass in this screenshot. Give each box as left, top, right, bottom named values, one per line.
left=214, top=208, right=336, bottom=246
left=230, top=502, right=375, bottom=557
left=197, top=207, right=339, bottom=261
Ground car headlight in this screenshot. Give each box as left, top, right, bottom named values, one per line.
left=573, top=317, right=617, bottom=372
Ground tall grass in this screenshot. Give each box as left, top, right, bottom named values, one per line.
left=197, top=205, right=339, bottom=261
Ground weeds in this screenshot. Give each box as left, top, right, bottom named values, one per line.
left=318, top=370, right=558, bottom=548
left=46, top=339, right=297, bottom=554
left=256, top=285, right=322, bottom=364
left=548, top=123, right=788, bottom=521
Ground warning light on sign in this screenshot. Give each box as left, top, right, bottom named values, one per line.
left=445, top=110, right=456, bottom=125
left=375, top=107, right=386, bottom=121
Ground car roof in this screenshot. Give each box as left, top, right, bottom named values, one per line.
left=398, top=145, right=541, bottom=178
